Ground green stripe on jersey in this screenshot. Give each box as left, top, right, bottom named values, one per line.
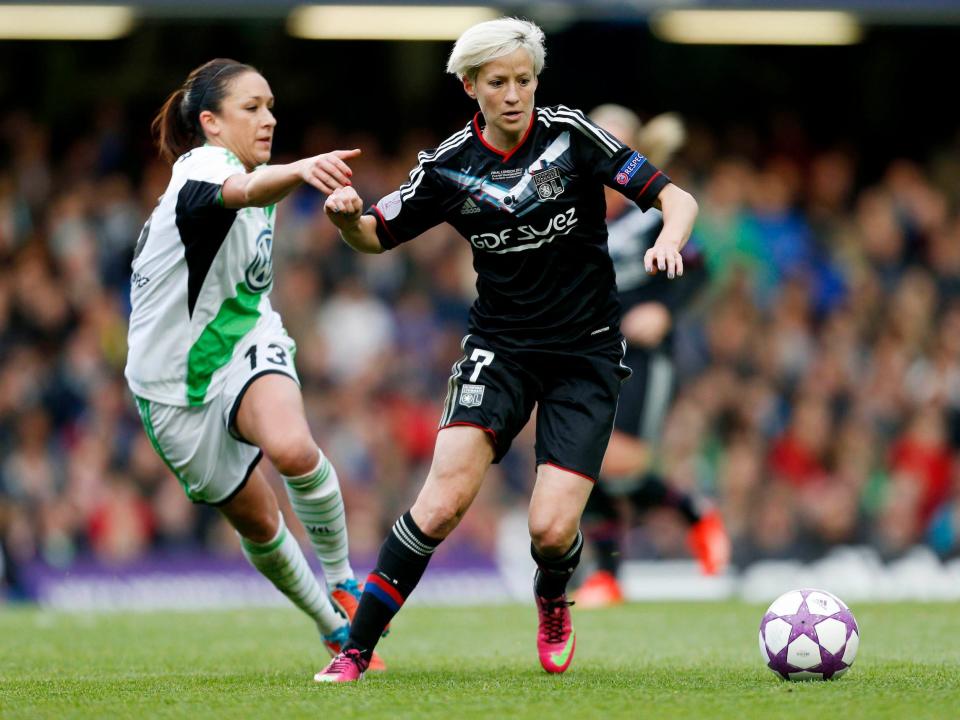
left=186, top=281, right=262, bottom=405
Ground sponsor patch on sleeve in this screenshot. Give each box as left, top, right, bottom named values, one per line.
left=614, top=151, right=647, bottom=186
left=377, top=191, right=403, bottom=221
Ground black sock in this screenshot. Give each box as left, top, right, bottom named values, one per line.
left=590, top=523, right=622, bottom=575
left=583, top=483, right=622, bottom=575
left=629, top=472, right=702, bottom=524
left=532, top=531, right=583, bottom=599
left=344, top=511, right=441, bottom=660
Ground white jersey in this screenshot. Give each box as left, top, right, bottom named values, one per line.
left=125, top=145, right=283, bottom=406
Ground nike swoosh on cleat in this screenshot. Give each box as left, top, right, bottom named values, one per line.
left=549, top=631, right=575, bottom=666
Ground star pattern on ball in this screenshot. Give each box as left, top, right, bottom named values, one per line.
left=781, top=594, right=827, bottom=645
left=759, top=588, right=860, bottom=681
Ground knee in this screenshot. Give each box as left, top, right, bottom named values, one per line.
left=240, top=509, right=281, bottom=545
left=264, top=436, right=318, bottom=477
left=529, top=513, right=579, bottom=557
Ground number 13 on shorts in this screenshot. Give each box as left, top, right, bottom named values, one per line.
left=470, top=349, right=495, bottom=382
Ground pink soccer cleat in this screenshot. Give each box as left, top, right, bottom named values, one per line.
left=536, top=593, right=576, bottom=674
left=329, top=579, right=387, bottom=672
left=314, top=649, right=368, bottom=683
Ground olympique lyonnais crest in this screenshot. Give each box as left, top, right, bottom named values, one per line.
left=532, top=167, right=564, bottom=201
left=459, top=384, right=485, bottom=408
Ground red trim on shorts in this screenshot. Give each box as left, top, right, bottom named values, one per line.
left=540, top=461, right=597, bottom=484
left=370, top=204, right=400, bottom=247
left=473, top=111, right=536, bottom=163
left=635, top=170, right=664, bottom=202
left=439, top=421, right=498, bottom=445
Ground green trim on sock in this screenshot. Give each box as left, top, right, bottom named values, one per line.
left=241, top=525, right=288, bottom=555
left=285, top=458, right=331, bottom=492
left=288, top=507, right=345, bottom=523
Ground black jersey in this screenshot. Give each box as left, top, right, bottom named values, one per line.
left=608, top=203, right=707, bottom=342
left=365, top=104, right=671, bottom=350
left=609, top=204, right=695, bottom=313
left=607, top=204, right=666, bottom=309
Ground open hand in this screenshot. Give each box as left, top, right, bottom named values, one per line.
left=644, top=238, right=684, bottom=279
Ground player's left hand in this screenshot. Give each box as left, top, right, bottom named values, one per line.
left=324, top=186, right=364, bottom=227
left=644, top=239, right=683, bottom=279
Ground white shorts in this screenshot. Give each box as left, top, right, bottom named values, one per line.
left=133, top=331, right=299, bottom=505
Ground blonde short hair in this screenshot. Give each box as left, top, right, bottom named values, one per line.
left=446, top=17, right=546, bottom=81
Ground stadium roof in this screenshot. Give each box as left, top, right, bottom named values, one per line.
left=0, top=0, right=959, bottom=21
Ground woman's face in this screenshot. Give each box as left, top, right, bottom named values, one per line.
left=200, top=71, right=276, bottom=170
left=464, top=48, right=537, bottom=150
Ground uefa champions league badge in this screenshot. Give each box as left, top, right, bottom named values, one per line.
left=459, top=384, right=485, bottom=408
left=532, top=167, right=564, bottom=200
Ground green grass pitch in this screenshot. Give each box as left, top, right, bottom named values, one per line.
left=2, top=602, right=958, bottom=719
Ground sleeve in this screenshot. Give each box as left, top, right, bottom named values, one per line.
left=177, top=180, right=228, bottom=216
left=564, top=106, right=671, bottom=211
left=363, top=161, right=447, bottom=250
left=176, top=147, right=244, bottom=217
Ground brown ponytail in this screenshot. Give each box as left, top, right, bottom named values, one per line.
left=151, top=58, right=257, bottom=165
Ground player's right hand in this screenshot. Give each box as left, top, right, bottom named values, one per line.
left=324, top=186, right=364, bottom=227
left=300, top=149, right=361, bottom=194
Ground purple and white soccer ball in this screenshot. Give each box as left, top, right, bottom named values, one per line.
left=758, top=588, right=859, bottom=681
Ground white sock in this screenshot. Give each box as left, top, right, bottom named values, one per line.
left=283, top=449, right=354, bottom=586
left=240, top=513, right=345, bottom=635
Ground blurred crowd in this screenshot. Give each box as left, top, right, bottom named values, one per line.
left=3, top=104, right=960, bottom=599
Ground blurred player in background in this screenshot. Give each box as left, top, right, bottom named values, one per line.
left=124, top=58, right=384, bottom=669
left=574, top=106, right=730, bottom=608
left=316, top=18, right=698, bottom=682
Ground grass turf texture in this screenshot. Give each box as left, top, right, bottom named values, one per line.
left=2, top=602, right=958, bottom=719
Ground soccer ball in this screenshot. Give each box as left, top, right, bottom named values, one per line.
left=758, top=588, right=859, bottom=681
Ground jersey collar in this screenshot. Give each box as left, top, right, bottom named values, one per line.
left=472, top=109, right=537, bottom=164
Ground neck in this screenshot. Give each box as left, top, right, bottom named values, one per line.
left=206, top=138, right=253, bottom=172
left=482, top=123, right=522, bottom=153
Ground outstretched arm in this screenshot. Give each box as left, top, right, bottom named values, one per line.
left=645, top=184, right=698, bottom=279
left=220, top=149, right=361, bottom=208
left=324, top=186, right=384, bottom=254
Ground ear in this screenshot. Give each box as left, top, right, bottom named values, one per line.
left=198, top=110, right=220, bottom=138
left=462, top=75, right=477, bottom=100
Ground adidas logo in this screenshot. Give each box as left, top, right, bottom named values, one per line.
left=460, top=197, right=481, bottom=215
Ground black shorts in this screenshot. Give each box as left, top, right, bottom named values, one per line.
left=613, top=345, right=674, bottom=441
left=439, top=334, right=632, bottom=481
